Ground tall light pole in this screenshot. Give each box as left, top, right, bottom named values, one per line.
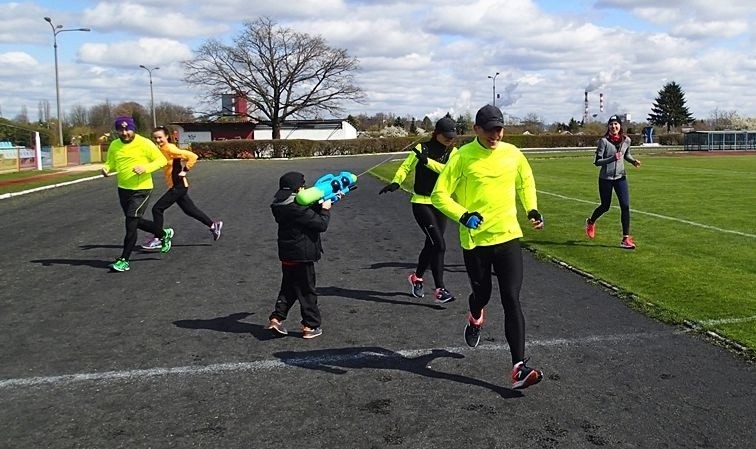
left=44, top=17, right=90, bottom=146
left=487, top=72, right=500, bottom=107
left=139, top=65, right=159, bottom=128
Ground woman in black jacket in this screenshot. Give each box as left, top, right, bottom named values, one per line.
left=378, top=117, right=458, bottom=304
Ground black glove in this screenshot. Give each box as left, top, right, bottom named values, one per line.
left=527, top=209, right=544, bottom=228
left=460, top=211, right=483, bottom=229
left=379, top=182, right=400, bottom=195
left=412, top=148, right=428, bottom=166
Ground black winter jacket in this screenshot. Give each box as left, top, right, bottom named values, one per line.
left=271, top=193, right=330, bottom=262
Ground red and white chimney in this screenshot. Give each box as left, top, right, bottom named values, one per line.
left=583, top=91, right=589, bottom=123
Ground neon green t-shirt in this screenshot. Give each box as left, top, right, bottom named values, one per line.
left=103, top=134, right=167, bottom=190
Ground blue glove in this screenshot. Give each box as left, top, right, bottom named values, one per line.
left=460, top=212, right=483, bottom=229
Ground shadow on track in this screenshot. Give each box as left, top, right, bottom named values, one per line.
left=274, top=347, right=523, bottom=399
left=318, top=286, right=448, bottom=309
left=173, top=312, right=281, bottom=341
left=31, top=258, right=119, bottom=269
left=367, top=261, right=467, bottom=273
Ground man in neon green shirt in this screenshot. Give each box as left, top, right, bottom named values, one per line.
left=431, top=104, right=545, bottom=389
left=101, top=116, right=168, bottom=272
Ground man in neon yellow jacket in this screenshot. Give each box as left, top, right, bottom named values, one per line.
left=101, top=116, right=168, bottom=272
left=431, top=104, right=545, bottom=390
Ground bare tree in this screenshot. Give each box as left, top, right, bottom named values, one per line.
left=183, top=17, right=365, bottom=139
left=37, top=100, right=50, bottom=124
left=88, top=100, right=115, bottom=131
left=68, top=104, right=89, bottom=127
left=154, top=102, right=195, bottom=126
left=14, top=105, right=29, bottom=124
left=708, top=108, right=739, bottom=130
left=521, top=112, right=544, bottom=132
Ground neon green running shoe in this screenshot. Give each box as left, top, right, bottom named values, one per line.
left=160, top=228, right=174, bottom=253
left=110, top=258, right=130, bottom=272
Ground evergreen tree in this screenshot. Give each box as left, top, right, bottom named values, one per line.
left=648, top=81, right=694, bottom=132
left=345, top=114, right=360, bottom=130
left=455, top=114, right=469, bottom=135
left=420, top=116, right=433, bottom=131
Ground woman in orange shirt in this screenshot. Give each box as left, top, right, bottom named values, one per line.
left=141, top=126, right=223, bottom=251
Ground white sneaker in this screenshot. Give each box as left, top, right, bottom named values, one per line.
left=141, top=237, right=162, bottom=250
left=210, top=221, right=223, bottom=241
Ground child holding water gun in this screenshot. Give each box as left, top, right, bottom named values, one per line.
left=266, top=172, right=332, bottom=339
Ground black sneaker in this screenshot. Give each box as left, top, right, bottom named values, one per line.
left=408, top=273, right=424, bottom=298
left=434, top=288, right=455, bottom=304
left=464, top=310, right=484, bottom=348
left=511, top=359, right=543, bottom=389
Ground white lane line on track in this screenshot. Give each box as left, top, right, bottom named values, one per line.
left=0, top=175, right=102, bottom=200
left=538, top=190, right=756, bottom=238
left=0, top=331, right=667, bottom=390
left=700, top=316, right=756, bottom=326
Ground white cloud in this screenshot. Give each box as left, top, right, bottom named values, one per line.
left=80, top=3, right=227, bottom=38
left=78, top=38, right=193, bottom=67
left=0, top=0, right=755, bottom=125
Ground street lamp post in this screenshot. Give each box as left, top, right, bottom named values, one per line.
left=487, top=72, right=500, bottom=107
left=43, top=17, right=90, bottom=147
left=139, top=65, right=159, bottom=128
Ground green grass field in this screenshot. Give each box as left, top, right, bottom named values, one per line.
left=370, top=150, right=756, bottom=354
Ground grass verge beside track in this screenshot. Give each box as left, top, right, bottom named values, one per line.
left=0, top=169, right=103, bottom=195
left=370, top=150, right=756, bottom=356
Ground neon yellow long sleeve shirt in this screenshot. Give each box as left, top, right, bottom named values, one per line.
left=431, top=138, right=538, bottom=250
left=103, top=134, right=167, bottom=190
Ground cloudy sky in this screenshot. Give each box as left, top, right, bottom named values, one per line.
left=1, top=0, right=754, bottom=125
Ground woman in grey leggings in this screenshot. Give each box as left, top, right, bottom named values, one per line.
left=585, top=115, right=641, bottom=249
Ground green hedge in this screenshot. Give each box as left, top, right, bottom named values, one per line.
left=189, top=133, right=684, bottom=159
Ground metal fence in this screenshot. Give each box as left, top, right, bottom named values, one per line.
left=683, top=131, right=756, bottom=151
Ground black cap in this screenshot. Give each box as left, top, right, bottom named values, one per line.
left=607, top=115, right=622, bottom=125
left=434, top=117, right=457, bottom=138
left=274, top=171, right=305, bottom=201
left=279, top=171, right=305, bottom=190
left=475, top=105, right=505, bottom=130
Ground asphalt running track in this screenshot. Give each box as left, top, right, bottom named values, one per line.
left=1, top=155, right=753, bottom=449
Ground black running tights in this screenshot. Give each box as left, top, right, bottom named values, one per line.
left=411, top=203, right=448, bottom=289
left=152, top=187, right=213, bottom=232
left=590, top=177, right=631, bottom=235
left=462, top=239, right=525, bottom=364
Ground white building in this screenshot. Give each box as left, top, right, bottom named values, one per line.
left=172, top=119, right=357, bottom=147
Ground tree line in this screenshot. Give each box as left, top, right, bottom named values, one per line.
left=3, top=100, right=194, bottom=147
